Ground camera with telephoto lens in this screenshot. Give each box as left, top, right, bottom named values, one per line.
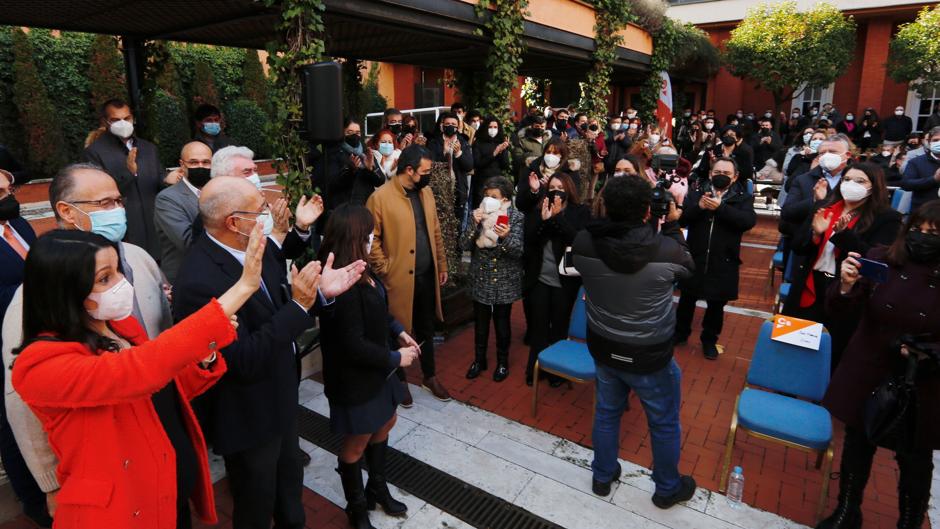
left=650, top=153, right=680, bottom=218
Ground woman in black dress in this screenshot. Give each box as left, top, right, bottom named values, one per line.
left=318, top=204, right=420, bottom=529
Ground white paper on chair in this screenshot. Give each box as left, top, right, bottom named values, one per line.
left=771, top=314, right=823, bottom=350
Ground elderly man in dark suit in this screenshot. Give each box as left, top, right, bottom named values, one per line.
left=82, top=98, right=166, bottom=260
left=173, top=176, right=364, bottom=529
left=0, top=169, right=50, bottom=527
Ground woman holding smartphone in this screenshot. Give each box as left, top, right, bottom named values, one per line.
left=462, top=177, right=524, bottom=382
left=818, top=201, right=940, bottom=529
left=317, top=204, right=419, bottom=529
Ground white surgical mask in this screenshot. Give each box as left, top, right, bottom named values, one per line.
left=628, top=123, right=638, bottom=130
left=840, top=180, right=870, bottom=202
left=895, top=110, right=904, bottom=116
left=471, top=121, right=480, bottom=130
left=487, top=127, right=498, bottom=138
left=246, top=173, right=262, bottom=191
left=109, top=119, right=134, bottom=140
left=365, top=232, right=374, bottom=254
left=543, top=153, right=561, bottom=168
left=378, top=142, right=394, bottom=157
left=818, top=152, right=843, bottom=172
left=648, top=134, right=661, bottom=145
left=234, top=211, right=274, bottom=237
left=86, top=277, right=135, bottom=321
left=481, top=196, right=501, bottom=213
left=882, top=150, right=892, bottom=158
left=809, top=139, right=823, bottom=152
left=626, top=112, right=636, bottom=119
left=802, top=133, right=813, bottom=144
left=704, top=123, right=714, bottom=131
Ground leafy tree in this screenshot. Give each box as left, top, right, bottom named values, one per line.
left=87, top=34, right=126, bottom=111
left=241, top=48, right=269, bottom=110
left=224, top=99, right=272, bottom=158
left=191, top=58, right=221, bottom=108
left=342, top=58, right=365, bottom=123
left=10, top=28, right=69, bottom=178
left=145, top=89, right=189, bottom=167
left=723, top=2, right=856, bottom=113
left=360, top=62, right=387, bottom=117
left=888, top=5, right=940, bottom=95
left=0, top=28, right=26, bottom=161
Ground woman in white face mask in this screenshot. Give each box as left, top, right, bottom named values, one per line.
left=470, top=116, right=512, bottom=208
left=369, top=130, right=401, bottom=181
left=12, top=225, right=266, bottom=529
left=782, top=162, right=901, bottom=368
left=519, top=137, right=581, bottom=203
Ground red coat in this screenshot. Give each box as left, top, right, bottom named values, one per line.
left=12, top=301, right=235, bottom=529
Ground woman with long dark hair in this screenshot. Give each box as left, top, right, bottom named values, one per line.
left=783, top=162, right=902, bottom=368
left=12, top=226, right=265, bottom=529
left=470, top=116, right=511, bottom=208
left=317, top=204, right=418, bottom=529
left=817, top=201, right=940, bottom=529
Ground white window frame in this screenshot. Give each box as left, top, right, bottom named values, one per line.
left=905, top=85, right=940, bottom=133
left=792, top=82, right=835, bottom=114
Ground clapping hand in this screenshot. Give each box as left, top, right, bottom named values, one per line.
left=699, top=193, right=721, bottom=211
left=812, top=209, right=834, bottom=237
left=813, top=178, right=829, bottom=201
left=127, top=147, right=139, bottom=175
left=271, top=197, right=291, bottom=235
left=319, top=252, right=367, bottom=299
left=290, top=260, right=322, bottom=311
left=528, top=171, right=541, bottom=193
left=834, top=212, right=853, bottom=232
left=294, top=195, right=324, bottom=232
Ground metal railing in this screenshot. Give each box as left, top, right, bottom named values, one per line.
left=364, top=106, right=450, bottom=137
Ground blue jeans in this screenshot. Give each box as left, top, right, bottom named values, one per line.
left=591, top=359, right=683, bottom=496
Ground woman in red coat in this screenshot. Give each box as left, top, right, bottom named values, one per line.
left=12, top=225, right=266, bottom=529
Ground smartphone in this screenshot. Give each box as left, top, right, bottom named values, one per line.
left=496, top=214, right=509, bottom=226
left=858, top=257, right=889, bottom=283
left=563, top=249, right=576, bottom=270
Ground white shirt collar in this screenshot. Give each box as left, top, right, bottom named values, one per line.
left=206, top=232, right=246, bottom=265
left=182, top=177, right=201, bottom=197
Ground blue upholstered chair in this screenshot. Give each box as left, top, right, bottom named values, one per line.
left=531, top=288, right=595, bottom=417
left=719, top=320, right=833, bottom=521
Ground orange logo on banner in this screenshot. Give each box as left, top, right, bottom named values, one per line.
left=771, top=314, right=824, bottom=350
left=771, top=315, right=817, bottom=339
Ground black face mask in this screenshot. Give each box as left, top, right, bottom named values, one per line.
left=414, top=172, right=432, bottom=190
left=721, top=135, right=736, bottom=146
left=579, top=123, right=588, bottom=131
left=344, top=134, right=361, bottom=148
left=400, top=124, right=413, bottom=134
left=443, top=125, right=458, bottom=137
left=187, top=167, right=211, bottom=188
left=711, top=174, right=732, bottom=190
left=389, top=124, right=403, bottom=135
left=0, top=194, right=20, bottom=221
left=588, top=124, right=599, bottom=132
left=526, top=127, right=543, bottom=138
left=547, top=189, right=567, bottom=204
left=905, top=231, right=940, bottom=263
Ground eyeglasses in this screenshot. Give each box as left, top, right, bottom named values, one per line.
left=70, top=197, right=125, bottom=209
left=231, top=205, right=271, bottom=218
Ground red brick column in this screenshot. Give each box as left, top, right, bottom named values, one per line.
left=856, top=19, right=893, bottom=113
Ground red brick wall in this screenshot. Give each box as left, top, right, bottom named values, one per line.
left=833, top=28, right=866, bottom=115
left=392, top=64, right=416, bottom=109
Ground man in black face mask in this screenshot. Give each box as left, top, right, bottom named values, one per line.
left=675, top=158, right=756, bottom=359
left=366, top=145, right=451, bottom=405
left=698, top=125, right=754, bottom=182
left=428, top=112, right=473, bottom=223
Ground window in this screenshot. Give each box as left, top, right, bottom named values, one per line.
left=905, top=86, right=940, bottom=132
left=792, top=82, right=834, bottom=115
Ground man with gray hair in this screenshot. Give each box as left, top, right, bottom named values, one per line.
left=173, top=176, right=364, bottom=529
left=212, top=145, right=261, bottom=189
left=780, top=133, right=852, bottom=236
left=2, top=163, right=173, bottom=516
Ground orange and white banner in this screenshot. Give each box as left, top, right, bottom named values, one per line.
left=771, top=314, right=824, bottom=350
left=657, top=71, right=673, bottom=139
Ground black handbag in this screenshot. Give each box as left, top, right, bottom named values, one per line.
left=863, top=354, right=918, bottom=446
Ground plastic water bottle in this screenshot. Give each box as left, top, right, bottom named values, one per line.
left=726, top=466, right=744, bottom=508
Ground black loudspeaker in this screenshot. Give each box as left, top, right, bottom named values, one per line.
left=300, top=62, right=344, bottom=142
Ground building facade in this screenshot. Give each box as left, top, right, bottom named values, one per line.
left=668, top=0, right=940, bottom=132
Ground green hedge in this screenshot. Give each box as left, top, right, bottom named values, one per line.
left=224, top=99, right=272, bottom=158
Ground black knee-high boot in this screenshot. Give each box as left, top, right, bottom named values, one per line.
left=467, top=303, right=490, bottom=379
left=337, top=459, right=376, bottom=529
left=493, top=303, right=511, bottom=382
left=364, top=441, right=408, bottom=516
left=815, top=428, right=875, bottom=529
left=895, top=449, right=933, bottom=529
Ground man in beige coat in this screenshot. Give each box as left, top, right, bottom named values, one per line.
left=367, top=145, right=450, bottom=405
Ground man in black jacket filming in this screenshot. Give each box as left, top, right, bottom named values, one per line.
left=572, top=176, right=697, bottom=508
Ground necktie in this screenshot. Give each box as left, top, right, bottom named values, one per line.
left=1, top=224, right=27, bottom=259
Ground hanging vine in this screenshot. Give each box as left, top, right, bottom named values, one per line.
left=262, top=0, right=326, bottom=208
left=473, top=0, right=528, bottom=130
left=582, top=2, right=636, bottom=124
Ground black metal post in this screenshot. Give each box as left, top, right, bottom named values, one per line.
left=121, top=36, right=143, bottom=121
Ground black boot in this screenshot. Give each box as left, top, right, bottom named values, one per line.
left=364, top=441, right=408, bottom=516
left=466, top=346, right=488, bottom=379
left=895, top=449, right=933, bottom=529
left=493, top=349, right=509, bottom=382
left=815, top=429, right=874, bottom=529
left=337, top=459, right=376, bottom=529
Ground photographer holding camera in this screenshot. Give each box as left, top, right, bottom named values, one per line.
left=572, top=176, right=696, bottom=507
left=816, top=201, right=940, bottom=529
left=697, top=125, right=754, bottom=182
left=675, top=157, right=756, bottom=359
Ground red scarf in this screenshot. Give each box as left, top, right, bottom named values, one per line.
left=799, top=200, right=859, bottom=308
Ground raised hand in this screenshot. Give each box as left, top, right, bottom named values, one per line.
left=813, top=178, right=829, bottom=201
left=294, top=195, right=324, bottom=232
left=291, top=260, right=322, bottom=311
left=271, top=197, right=291, bottom=234
left=319, top=252, right=366, bottom=299
left=812, top=209, right=833, bottom=237
left=217, top=221, right=267, bottom=317
left=127, top=147, right=139, bottom=175
left=528, top=171, right=540, bottom=193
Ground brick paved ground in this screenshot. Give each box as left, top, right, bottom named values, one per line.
left=400, top=216, right=915, bottom=529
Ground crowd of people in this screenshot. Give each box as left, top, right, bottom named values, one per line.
left=0, top=94, right=937, bottom=529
